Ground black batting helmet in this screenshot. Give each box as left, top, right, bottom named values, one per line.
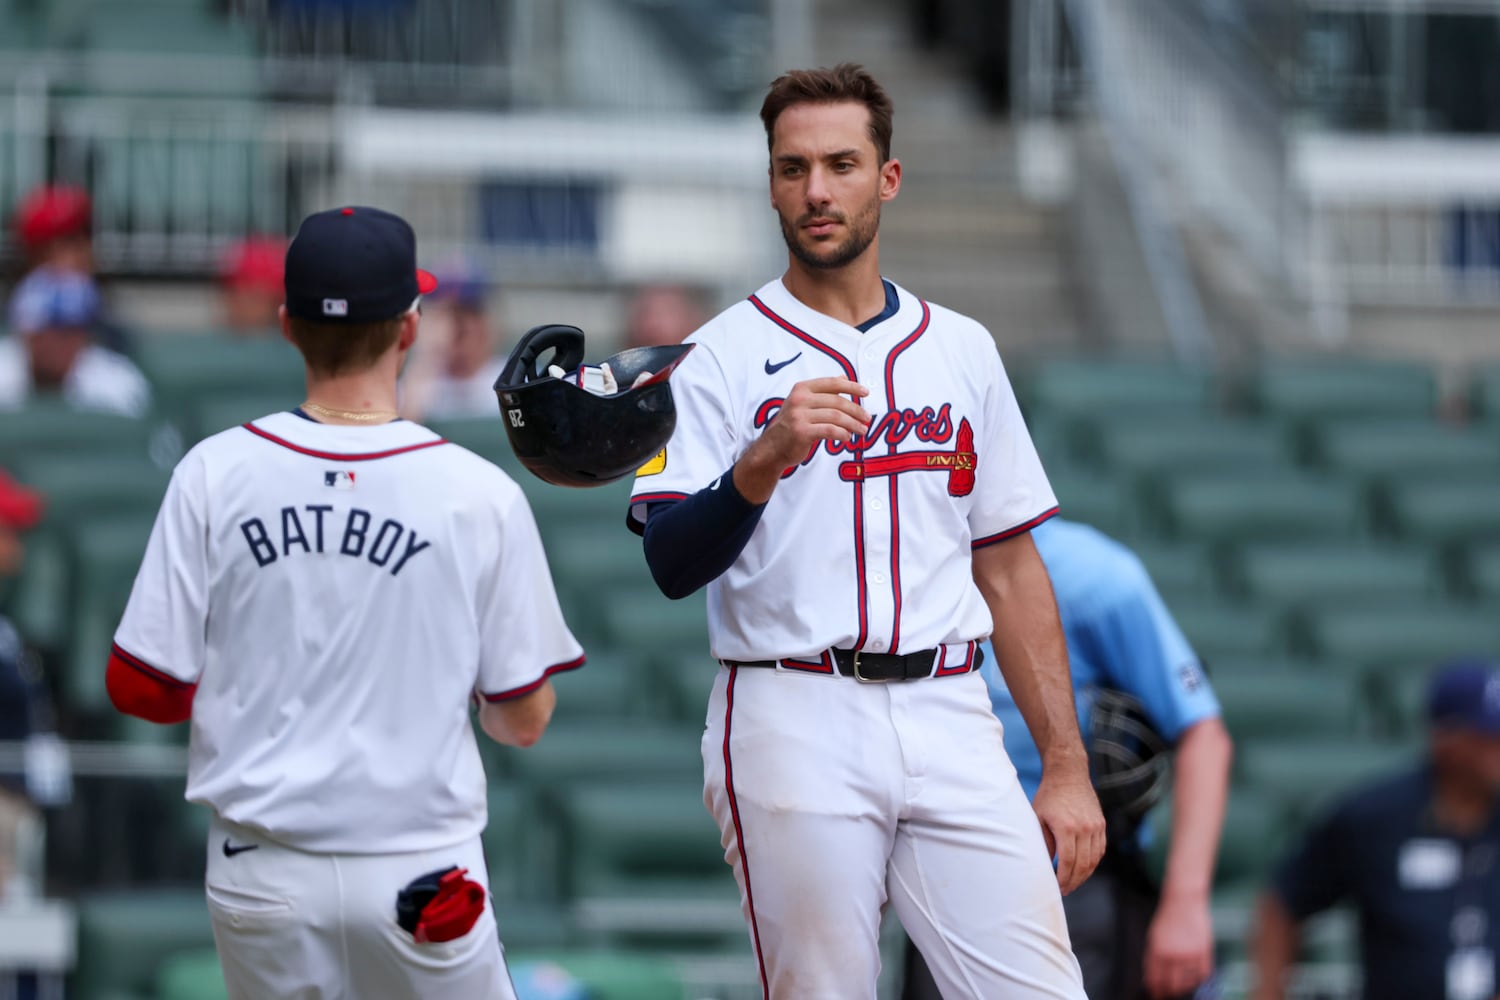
left=1088, top=687, right=1169, bottom=827
left=493, top=324, right=695, bottom=489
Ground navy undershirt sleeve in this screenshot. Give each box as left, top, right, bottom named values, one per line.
left=641, top=472, right=766, bottom=600
left=639, top=282, right=890, bottom=600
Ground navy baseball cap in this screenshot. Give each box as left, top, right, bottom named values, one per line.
left=1428, top=658, right=1500, bottom=735
left=284, top=206, right=437, bottom=324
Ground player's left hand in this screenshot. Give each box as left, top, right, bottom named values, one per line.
left=1031, top=762, right=1105, bottom=895
left=1143, top=889, right=1214, bottom=998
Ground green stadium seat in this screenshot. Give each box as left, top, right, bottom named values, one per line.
left=156, top=948, right=228, bottom=1000
left=4, top=523, right=74, bottom=654
left=505, top=721, right=704, bottom=790
left=1203, top=654, right=1333, bottom=678
left=548, top=650, right=656, bottom=721
left=547, top=524, right=654, bottom=631
left=483, top=780, right=563, bottom=902
left=1046, top=467, right=1136, bottom=540
left=1211, top=670, right=1364, bottom=740
left=1022, top=360, right=1215, bottom=419
left=1367, top=666, right=1437, bottom=740
left=1081, top=417, right=1294, bottom=477
left=12, top=454, right=168, bottom=525
left=1157, top=473, right=1366, bottom=543
left=1382, top=477, right=1500, bottom=544
left=507, top=951, right=690, bottom=1000
left=0, top=402, right=156, bottom=466
left=558, top=780, right=725, bottom=893
left=492, top=902, right=576, bottom=951
left=656, top=653, right=722, bottom=722
left=1168, top=598, right=1287, bottom=661
left=1131, top=540, right=1219, bottom=602
left=600, top=591, right=710, bottom=664
left=425, top=417, right=516, bottom=471
left=1471, top=366, right=1500, bottom=420
left=1147, top=785, right=1286, bottom=892
left=524, top=478, right=636, bottom=542
left=72, top=889, right=215, bottom=999
left=1226, top=542, right=1444, bottom=610
left=134, top=336, right=304, bottom=438
left=1025, top=415, right=1079, bottom=468
left=1307, top=418, right=1500, bottom=481
left=557, top=780, right=740, bottom=950
left=192, top=394, right=301, bottom=442
left=64, top=514, right=156, bottom=714
left=1297, top=605, right=1500, bottom=669
left=1248, top=362, right=1436, bottom=420
left=1237, top=738, right=1417, bottom=828
left=1464, top=543, right=1500, bottom=600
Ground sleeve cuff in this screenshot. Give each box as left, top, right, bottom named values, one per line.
left=479, top=653, right=586, bottom=702
left=971, top=506, right=1059, bottom=549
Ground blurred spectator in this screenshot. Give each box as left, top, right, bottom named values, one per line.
left=0, top=268, right=150, bottom=416
left=903, top=517, right=1232, bottom=1000
left=13, top=185, right=92, bottom=278
left=218, top=236, right=287, bottom=337
left=622, top=283, right=708, bottom=349
left=1250, top=658, right=1500, bottom=1000
left=0, top=471, right=46, bottom=903
left=398, top=265, right=505, bottom=421
left=12, top=184, right=133, bottom=355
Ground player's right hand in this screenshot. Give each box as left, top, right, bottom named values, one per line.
left=1032, top=763, right=1106, bottom=896
left=756, top=376, right=871, bottom=468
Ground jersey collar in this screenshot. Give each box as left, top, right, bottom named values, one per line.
left=756, top=276, right=921, bottom=344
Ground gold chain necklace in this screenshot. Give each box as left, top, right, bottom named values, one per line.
left=301, top=401, right=399, bottom=423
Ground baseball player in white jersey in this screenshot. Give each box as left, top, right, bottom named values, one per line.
left=628, top=65, right=1103, bottom=997
left=106, top=206, right=583, bottom=1000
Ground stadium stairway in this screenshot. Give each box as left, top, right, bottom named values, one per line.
left=810, top=0, right=1086, bottom=358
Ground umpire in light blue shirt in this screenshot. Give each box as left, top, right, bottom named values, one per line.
left=905, top=517, right=1233, bottom=1000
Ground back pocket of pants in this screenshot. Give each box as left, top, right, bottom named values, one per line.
left=207, top=882, right=294, bottom=930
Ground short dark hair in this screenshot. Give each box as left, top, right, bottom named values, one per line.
left=760, top=64, right=894, bottom=163
left=286, top=314, right=404, bottom=378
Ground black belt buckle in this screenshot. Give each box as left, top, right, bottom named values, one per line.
left=850, top=649, right=890, bottom=683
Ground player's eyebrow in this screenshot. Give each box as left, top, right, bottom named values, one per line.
left=774, top=148, right=862, bottom=166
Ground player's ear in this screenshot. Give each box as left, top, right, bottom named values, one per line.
left=278, top=305, right=293, bottom=346
left=879, top=157, right=902, bottom=202
left=397, top=309, right=419, bottom=353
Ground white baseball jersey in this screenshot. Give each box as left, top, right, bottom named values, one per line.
left=113, top=411, right=582, bottom=854
left=629, top=277, right=1057, bottom=665
left=0, top=336, right=151, bottom=416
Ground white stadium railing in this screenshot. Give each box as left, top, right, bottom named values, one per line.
left=1022, top=0, right=1500, bottom=345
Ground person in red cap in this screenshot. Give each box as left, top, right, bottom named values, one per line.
left=12, top=184, right=133, bottom=355
left=0, top=470, right=46, bottom=900
left=218, top=236, right=287, bottom=337
left=13, top=185, right=92, bottom=277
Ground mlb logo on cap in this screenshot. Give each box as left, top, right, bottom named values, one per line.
left=284, top=206, right=437, bottom=325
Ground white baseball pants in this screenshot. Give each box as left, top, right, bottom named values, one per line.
left=702, top=665, right=1085, bottom=1000
left=204, top=816, right=516, bottom=1000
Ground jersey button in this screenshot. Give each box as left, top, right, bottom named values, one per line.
left=870, top=640, right=886, bottom=650
left=873, top=571, right=886, bottom=584
left=870, top=497, right=884, bottom=511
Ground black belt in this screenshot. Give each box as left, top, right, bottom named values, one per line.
left=726, top=646, right=984, bottom=683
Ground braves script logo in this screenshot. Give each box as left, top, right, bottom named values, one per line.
left=753, top=399, right=977, bottom=496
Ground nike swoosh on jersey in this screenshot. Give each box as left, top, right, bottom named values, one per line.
left=764, top=352, right=802, bottom=375
left=222, top=839, right=259, bottom=858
